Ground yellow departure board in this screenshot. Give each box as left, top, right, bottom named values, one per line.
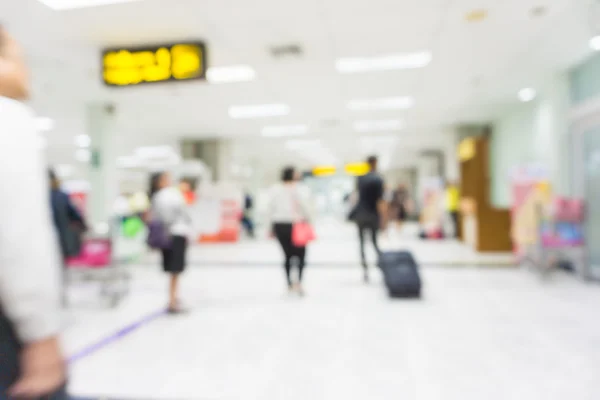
left=102, top=42, right=206, bottom=87
left=344, top=162, right=370, bottom=176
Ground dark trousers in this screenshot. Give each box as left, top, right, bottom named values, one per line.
left=450, top=211, right=459, bottom=238
left=241, top=215, right=255, bottom=237
left=273, top=223, right=306, bottom=286
left=0, top=315, right=68, bottom=399
left=358, top=220, right=380, bottom=269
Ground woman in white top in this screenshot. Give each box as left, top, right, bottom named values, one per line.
left=269, top=167, right=312, bottom=295
left=149, top=172, right=192, bottom=314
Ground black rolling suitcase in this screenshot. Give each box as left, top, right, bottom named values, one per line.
left=378, top=251, right=422, bottom=298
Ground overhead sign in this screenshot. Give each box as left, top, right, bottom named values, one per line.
left=344, top=162, right=370, bottom=176
left=102, top=42, right=207, bottom=87
left=312, top=166, right=336, bottom=177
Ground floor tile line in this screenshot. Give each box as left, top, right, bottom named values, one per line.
left=67, top=309, right=166, bottom=364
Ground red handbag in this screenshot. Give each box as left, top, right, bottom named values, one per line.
left=292, top=222, right=316, bottom=247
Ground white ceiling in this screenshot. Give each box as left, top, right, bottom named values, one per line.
left=1, top=0, right=594, bottom=171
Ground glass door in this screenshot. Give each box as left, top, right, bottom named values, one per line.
left=584, top=127, right=600, bottom=280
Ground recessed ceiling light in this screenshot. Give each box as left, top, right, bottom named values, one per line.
left=359, top=135, right=397, bottom=143
left=590, top=36, right=600, bottom=51
left=36, top=0, right=143, bottom=10
left=74, top=134, right=91, bottom=148
left=262, top=125, right=308, bottom=137
left=348, top=97, right=414, bottom=111
left=336, top=51, right=432, bottom=73
left=354, top=119, right=403, bottom=132
left=229, top=104, right=290, bottom=119
left=530, top=6, right=547, bottom=18
left=518, top=88, right=536, bottom=102
left=36, top=117, right=54, bottom=132
left=75, top=149, right=91, bottom=163
left=465, top=9, right=487, bottom=22
left=134, top=146, right=176, bottom=159
left=285, top=139, right=321, bottom=150
left=207, top=65, right=256, bottom=84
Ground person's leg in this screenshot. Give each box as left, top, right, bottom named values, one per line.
left=296, top=246, right=306, bottom=292
left=169, top=273, right=179, bottom=310
left=451, top=211, right=459, bottom=238
left=274, top=224, right=294, bottom=288
left=358, top=223, right=370, bottom=282
left=370, top=221, right=380, bottom=256
left=358, top=223, right=367, bottom=268
left=166, top=236, right=187, bottom=313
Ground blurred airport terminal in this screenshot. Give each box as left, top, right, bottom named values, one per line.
left=1, top=0, right=600, bottom=399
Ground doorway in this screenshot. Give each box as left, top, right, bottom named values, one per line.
left=583, top=127, right=600, bottom=280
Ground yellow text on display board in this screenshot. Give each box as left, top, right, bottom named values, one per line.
left=102, top=42, right=206, bottom=86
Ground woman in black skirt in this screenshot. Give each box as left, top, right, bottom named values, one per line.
left=149, top=172, right=191, bottom=314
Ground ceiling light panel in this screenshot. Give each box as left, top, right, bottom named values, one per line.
left=37, top=0, right=143, bottom=10
left=229, top=104, right=290, bottom=119
left=336, top=52, right=432, bottom=73
left=285, top=139, right=321, bottom=150
left=262, top=125, right=308, bottom=137
left=75, top=134, right=91, bottom=148
left=36, top=117, right=54, bottom=132
left=348, top=97, right=414, bottom=111
left=354, top=120, right=403, bottom=132
left=518, top=88, right=536, bottom=102
left=207, top=65, right=256, bottom=84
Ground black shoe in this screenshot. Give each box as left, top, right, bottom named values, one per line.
left=167, top=306, right=189, bottom=315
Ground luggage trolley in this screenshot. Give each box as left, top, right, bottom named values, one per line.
left=65, top=220, right=131, bottom=308
left=522, top=198, right=585, bottom=278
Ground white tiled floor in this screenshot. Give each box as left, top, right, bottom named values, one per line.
left=144, top=221, right=514, bottom=267
left=65, top=260, right=600, bottom=399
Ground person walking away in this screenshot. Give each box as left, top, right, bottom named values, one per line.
left=269, top=167, right=312, bottom=295
left=445, top=181, right=460, bottom=238
left=391, top=184, right=409, bottom=234
left=352, top=156, right=386, bottom=282
left=149, top=172, right=192, bottom=314
left=49, top=170, right=87, bottom=260
left=0, top=27, right=67, bottom=398
left=241, top=192, right=255, bottom=238
left=49, top=169, right=88, bottom=305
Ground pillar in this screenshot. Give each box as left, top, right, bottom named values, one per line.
left=86, top=103, right=118, bottom=227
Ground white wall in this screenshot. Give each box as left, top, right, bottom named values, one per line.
left=490, top=72, right=569, bottom=207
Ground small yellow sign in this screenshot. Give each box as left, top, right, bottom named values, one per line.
left=102, top=42, right=206, bottom=87
left=344, top=162, right=370, bottom=176
left=458, top=138, right=476, bottom=162
left=312, top=166, right=336, bottom=176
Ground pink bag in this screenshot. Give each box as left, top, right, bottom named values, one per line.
left=67, top=239, right=111, bottom=268
left=292, top=222, right=316, bottom=247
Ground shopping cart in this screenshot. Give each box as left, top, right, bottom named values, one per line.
left=521, top=198, right=585, bottom=279
left=65, top=233, right=130, bottom=308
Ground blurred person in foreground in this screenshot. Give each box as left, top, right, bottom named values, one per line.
left=0, top=27, right=68, bottom=398
left=268, top=167, right=312, bottom=296
left=149, top=172, right=192, bottom=314
left=349, top=155, right=386, bottom=283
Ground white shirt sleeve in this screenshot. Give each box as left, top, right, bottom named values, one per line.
left=0, top=98, right=61, bottom=343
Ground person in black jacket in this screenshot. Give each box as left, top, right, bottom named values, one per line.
left=49, top=169, right=87, bottom=261
left=353, top=156, right=387, bottom=282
